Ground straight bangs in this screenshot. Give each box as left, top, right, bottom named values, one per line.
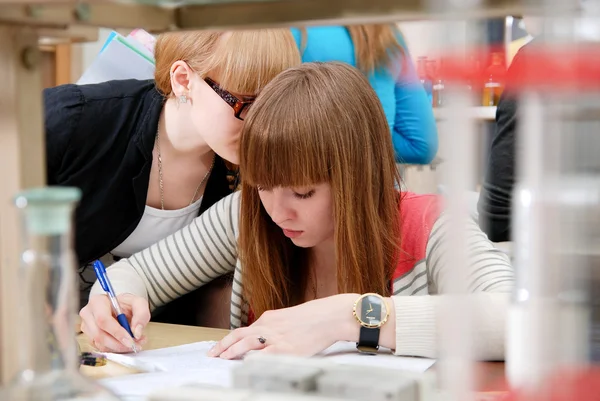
left=240, top=93, right=332, bottom=190
left=239, top=63, right=402, bottom=318
left=207, top=29, right=300, bottom=96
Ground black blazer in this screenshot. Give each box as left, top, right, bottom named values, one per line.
left=44, top=79, right=236, bottom=266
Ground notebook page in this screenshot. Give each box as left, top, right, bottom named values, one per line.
left=100, top=341, right=435, bottom=399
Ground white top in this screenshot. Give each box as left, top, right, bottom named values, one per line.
left=111, top=197, right=203, bottom=258
left=93, top=192, right=513, bottom=360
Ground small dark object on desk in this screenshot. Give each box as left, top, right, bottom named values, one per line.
left=80, top=352, right=107, bottom=367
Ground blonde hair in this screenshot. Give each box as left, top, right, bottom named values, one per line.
left=346, top=24, right=405, bottom=73
left=299, top=24, right=405, bottom=73
left=154, top=29, right=300, bottom=96
left=239, top=62, right=401, bottom=318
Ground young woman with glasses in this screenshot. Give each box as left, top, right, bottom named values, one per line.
left=44, top=30, right=300, bottom=319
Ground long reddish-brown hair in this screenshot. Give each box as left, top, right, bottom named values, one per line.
left=299, top=24, right=405, bottom=73
left=238, top=62, right=401, bottom=319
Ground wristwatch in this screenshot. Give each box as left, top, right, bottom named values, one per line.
left=352, top=293, right=390, bottom=354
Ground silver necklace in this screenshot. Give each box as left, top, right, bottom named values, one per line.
left=155, top=129, right=216, bottom=210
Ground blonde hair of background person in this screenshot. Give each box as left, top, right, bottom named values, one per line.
left=292, top=24, right=438, bottom=165
left=349, top=24, right=402, bottom=71
left=44, top=29, right=300, bottom=314
left=80, top=62, right=512, bottom=360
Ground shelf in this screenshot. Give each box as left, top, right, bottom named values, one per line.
left=0, top=0, right=552, bottom=33
left=37, top=25, right=99, bottom=45
left=433, top=106, right=497, bottom=121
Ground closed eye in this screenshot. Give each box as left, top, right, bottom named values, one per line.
left=294, top=190, right=315, bottom=199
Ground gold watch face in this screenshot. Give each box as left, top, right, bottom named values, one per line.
left=353, top=293, right=389, bottom=328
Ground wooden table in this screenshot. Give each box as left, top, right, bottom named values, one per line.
left=77, top=322, right=508, bottom=395
left=77, top=322, right=229, bottom=379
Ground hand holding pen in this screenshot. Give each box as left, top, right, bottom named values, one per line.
left=93, top=260, right=138, bottom=353
left=78, top=260, right=150, bottom=353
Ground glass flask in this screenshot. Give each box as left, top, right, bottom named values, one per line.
left=0, top=187, right=120, bottom=401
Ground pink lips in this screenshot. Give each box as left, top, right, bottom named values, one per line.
left=282, top=228, right=303, bottom=239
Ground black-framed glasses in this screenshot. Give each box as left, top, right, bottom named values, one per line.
left=204, top=77, right=255, bottom=121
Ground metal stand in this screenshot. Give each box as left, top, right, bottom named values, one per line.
left=0, top=26, right=45, bottom=384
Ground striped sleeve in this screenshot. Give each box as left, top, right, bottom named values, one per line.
left=90, top=192, right=240, bottom=311
left=392, top=213, right=513, bottom=360
left=426, top=213, right=514, bottom=294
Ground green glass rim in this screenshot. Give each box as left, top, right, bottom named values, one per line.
left=14, top=187, right=82, bottom=208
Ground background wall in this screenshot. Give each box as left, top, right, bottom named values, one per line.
left=399, top=20, right=468, bottom=59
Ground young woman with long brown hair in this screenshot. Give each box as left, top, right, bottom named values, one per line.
left=291, top=24, right=438, bottom=165
left=80, top=62, right=512, bottom=359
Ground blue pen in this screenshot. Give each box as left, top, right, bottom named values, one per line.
left=92, top=260, right=137, bottom=353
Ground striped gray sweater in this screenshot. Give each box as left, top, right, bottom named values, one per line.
left=91, top=192, right=514, bottom=359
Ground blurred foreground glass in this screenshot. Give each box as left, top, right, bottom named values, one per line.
left=508, top=90, right=600, bottom=388
left=0, top=187, right=119, bottom=400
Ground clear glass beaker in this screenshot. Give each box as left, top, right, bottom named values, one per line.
left=0, top=187, right=119, bottom=401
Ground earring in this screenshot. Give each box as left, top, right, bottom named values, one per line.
left=178, top=94, right=188, bottom=104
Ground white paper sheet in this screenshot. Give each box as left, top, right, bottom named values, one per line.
left=100, top=342, right=240, bottom=399
left=317, top=341, right=436, bottom=372
left=115, top=341, right=237, bottom=372
left=100, top=341, right=435, bottom=400
left=101, top=368, right=233, bottom=401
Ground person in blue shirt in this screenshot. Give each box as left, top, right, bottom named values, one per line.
left=291, top=25, right=438, bottom=165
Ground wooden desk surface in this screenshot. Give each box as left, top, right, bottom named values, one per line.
left=77, top=322, right=508, bottom=394
left=77, top=322, right=229, bottom=379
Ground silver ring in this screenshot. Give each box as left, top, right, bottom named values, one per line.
left=258, top=336, right=266, bottom=344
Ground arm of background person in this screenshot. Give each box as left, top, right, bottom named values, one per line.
left=391, top=32, right=439, bottom=165
left=477, top=93, right=517, bottom=242
left=477, top=39, right=537, bottom=242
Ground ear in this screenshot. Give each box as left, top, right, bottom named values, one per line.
left=169, top=60, right=194, bottom=98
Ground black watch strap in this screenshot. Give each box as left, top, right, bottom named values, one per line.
left=357, top=326, right=380, bottom=354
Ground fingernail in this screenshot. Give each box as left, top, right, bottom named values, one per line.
left=122, top=337, right=134, bottom=348
left=134, top=325, right=143, bottom=339
left=207, top=347, right=216, bottom=357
